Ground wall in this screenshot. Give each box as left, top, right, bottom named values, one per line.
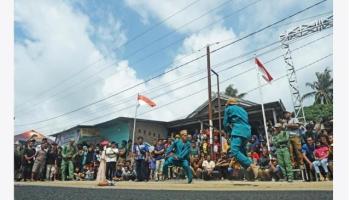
left=97, top=121, right=129, bottom=145
left=133, top=121, right=168, bottom=145
left=55, top=128, right=80, bottom=146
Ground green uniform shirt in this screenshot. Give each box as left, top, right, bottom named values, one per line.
left=272, top=131, right=290, bottom=148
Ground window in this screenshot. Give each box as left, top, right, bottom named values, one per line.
left=153, top=133, right=156, bottom=137
left=148, top=131, right=151, bottom=136
left=143, top=130, right=146, bottom=134
left=158, top=133, right=161, bottom=138
left=138, top=129, right=141, bottom=133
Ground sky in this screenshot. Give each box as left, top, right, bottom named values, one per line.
left=14, top=0, right=333, bottom=135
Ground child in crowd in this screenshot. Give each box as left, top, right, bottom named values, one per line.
left=313, top=142, right=329, bottom=181
left=85, top=165, right=94, bottom=181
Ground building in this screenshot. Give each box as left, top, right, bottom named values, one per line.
left=53, top=117, right=167, bottom=146
left=52, top=95, right=286, bottom=146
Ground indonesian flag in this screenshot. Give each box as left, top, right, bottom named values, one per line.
left=255, top=57, right=273, bottom=82
left=137, top=94, right=156, bottom=107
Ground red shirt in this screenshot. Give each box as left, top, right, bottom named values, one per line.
left=315, top=146, right=329, bottom=160
left=251, top=152, right=260, bottom=161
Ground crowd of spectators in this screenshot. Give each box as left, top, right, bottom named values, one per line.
left=14, top=115, right=333, bottom=183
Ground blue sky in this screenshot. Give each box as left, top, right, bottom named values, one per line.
left=14, top=0, right=333, bottom=135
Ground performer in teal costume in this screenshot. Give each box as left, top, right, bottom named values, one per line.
left=223, top=98, right=254, bottom=170
left=163, top=130, right=193, bottom=184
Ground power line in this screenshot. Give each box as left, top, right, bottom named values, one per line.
left=15, top=0, right=327, bottom=127
left=39, top=52, right=332, bottom=135
left=15, top=0, right=261, bottom=115
left=14, top=0, right=203, bottom=111
left=31, top=33, right=332, bottom=134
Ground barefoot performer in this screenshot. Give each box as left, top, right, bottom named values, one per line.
left=223, top=98, right=256, bottom=173
left=163, top=130, right=193, bottom=184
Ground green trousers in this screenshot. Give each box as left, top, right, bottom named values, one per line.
left=61, top=160, right=74, bottom=180
left=276, top=147, right=293, bottom=180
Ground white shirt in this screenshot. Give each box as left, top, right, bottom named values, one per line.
left=287, top=118, right=300, bottom=135
left=202, top=160, right=215, bottom=171
left=105, top=147, right=119, bottom=162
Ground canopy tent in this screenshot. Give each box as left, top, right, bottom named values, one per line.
left=14, top=130, right=53, bottom=143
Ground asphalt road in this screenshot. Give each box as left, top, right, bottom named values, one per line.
left=15, top=185, right=332, bottom=200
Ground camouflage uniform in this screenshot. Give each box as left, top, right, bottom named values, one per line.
left=61, top=144, right=77, bottom=180
left=272, top=130, right=293, bottom=181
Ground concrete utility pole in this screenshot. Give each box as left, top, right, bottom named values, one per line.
left=206, top=45, right=213, bottom=158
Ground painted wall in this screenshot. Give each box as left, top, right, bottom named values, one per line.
left=97, top=121, right=129, bottom=145
left=55, top=128, right=80, bottom=146
left=133, top=121, right=168, bottom=145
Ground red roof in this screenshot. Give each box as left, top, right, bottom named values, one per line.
left=14, top=130, right=52, bottom=143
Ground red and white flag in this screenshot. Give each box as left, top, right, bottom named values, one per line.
left=138, top=94, right=156, bottom=107
left=255, top=57, right=273, bottom=82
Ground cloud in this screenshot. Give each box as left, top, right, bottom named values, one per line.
left=124, top=0, right=224, bottom=33
left=14, top=0, right=333, bottom=135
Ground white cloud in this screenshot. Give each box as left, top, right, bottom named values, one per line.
left=14, top=0, right=333, bottom=136
left=124, top=0, right=224, bottom=33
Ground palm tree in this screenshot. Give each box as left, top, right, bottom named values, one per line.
left=302, top=68, right=333, bottom=104
left=224, top=84, right=246, bottom=98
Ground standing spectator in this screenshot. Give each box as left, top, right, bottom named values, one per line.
left=46, top=142, right=58, bottom=181
left=22, top=139, right=36, bottom=182
left=14, top=142, right=23, bottom=181
left=32, top=142, right=47, bottom=181
left=105, top=142, right=118, bottom=185
left=271, top=123, right=293, bottom=182
left=148, top=153, right=156, bottom=181
left=282, top=111, right=304, bottom=169
left=303, top=124, right=318, bottom=142
left=313, top=142, right=329, bottom=181
left=201, top=139, right=209, bottom=156
left=61, top=139, right=78, bottom=181
left=133, top=136, right=150, bottom=182
left=190, top=141, right=199, bottom=158
left=74, top=145, right=83, bottom=171
left=202, top=155, right=215, bottom=180
left=118, top=140, right=127, bottom=163
left=56, top=146, right=63, bottom=181
left=154, top=139, right=165, bottom=181
left=85, top=145, right=94, bottom=167
left=302, top=136, right=316, bottom=181
left=126, top=139, right=132, bottom=158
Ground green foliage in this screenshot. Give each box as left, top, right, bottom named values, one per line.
left=302, top=68, right=333, bottom=104
left=224, top=84, right=246, bottom=98
left=303, top=104, right=333, bottom=122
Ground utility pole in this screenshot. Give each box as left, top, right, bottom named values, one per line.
left=206, top=45, right=213, bottom=158
left=211, top=69, right=222, bottom=151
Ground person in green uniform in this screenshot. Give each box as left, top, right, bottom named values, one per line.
left=61, top=139, right=78, bottom=181
left=163, top=130, right=193, bottom=184
left=271, top=123, right=293, bottom=182
left=223, top=98, right=255, bottom=171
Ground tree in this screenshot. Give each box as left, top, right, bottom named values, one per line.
left=304, top=104, right=333, bottom=122
left=302, top=68, right=333, bottom=105
left=224, top=84, right=246, bottom=98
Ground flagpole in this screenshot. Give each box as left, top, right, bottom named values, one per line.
left=132, top=94, right=140, bottom=156
left=255, top=59, right=272, bottom=159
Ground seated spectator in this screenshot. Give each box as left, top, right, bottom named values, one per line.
left=122, top=161, right=136, bottom=181
left=313, top=142, right=329, bottom=181
left=227, top=157, right=244, bottom=180
left=269, top=157, right=283, bottom=181
left=73, top=167, right=85, bottom=181
left=85, top=165, right=94, bottom=181
left=201, top=139, right=209, bottom=156
left=191, top=155, right=202, bottom=179
left=202, top=155, right=215, bottom=180
left=302, top=136, right=316, bottom=181
left=328, top=144, right=333, bottom=179
left=114, top=163, right=123, bottom=181
left=215, top=153, right=230, bottom=180
left=245, top=152, right=258, bottom=181
left=258, top=147, right=271, bottom=181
